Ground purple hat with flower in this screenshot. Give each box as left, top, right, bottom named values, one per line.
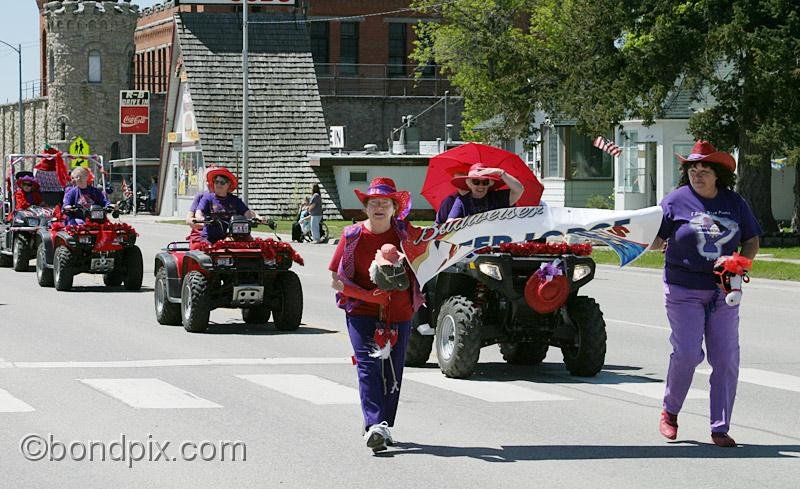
left=354, top=177, right=412, bottom=219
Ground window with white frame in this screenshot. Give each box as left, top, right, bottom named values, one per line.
left=88, top=50, right=102, bottom=83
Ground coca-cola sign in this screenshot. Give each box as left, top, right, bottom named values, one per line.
left=119, top=90, right=150, bottom=135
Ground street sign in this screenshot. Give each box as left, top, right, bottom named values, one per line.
left=119, top=90, right=150, bottom=135
left=329, top=126, right=345, bottom=149
left=177, top=1, right=296, bottom=4
left=232, top=134, right=243, bottom=152
left=68, top=136, right=91, bottom=168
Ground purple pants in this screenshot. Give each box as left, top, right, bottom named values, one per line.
left=346, top=315, right=411, bottom=430
left=663, top=283, right=740, bottom=433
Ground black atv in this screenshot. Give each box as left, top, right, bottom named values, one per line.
left=154, top=215, right=304, bottom=333
left=405, top=242, right=606, bottom=379
left=1, top=206, right=53, bottom=272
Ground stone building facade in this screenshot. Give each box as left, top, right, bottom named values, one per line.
left=43, top=0, right=138, bottom=159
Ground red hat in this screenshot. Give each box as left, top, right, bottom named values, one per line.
left=354, top=177, right=412, bottom=219
left=676, top=140, right=736, bottom=172
left=206, top=167, right=238, bottom=192
left=450, top=163, right=504, bottom=191
left=16, top=174, right=39, bottom=191
left=524, top=270, right=569, bottom=314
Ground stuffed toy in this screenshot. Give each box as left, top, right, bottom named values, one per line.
left=368, top=243, right=409, bottom=291
left=713, top=253, right=752, bottom=306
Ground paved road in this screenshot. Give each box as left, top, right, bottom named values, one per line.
left=1, top=219, right=798, bottom=488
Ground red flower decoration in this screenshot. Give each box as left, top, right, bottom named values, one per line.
left=55, top=221, right=138, bottom=236
left=474, top=241, right=593, bottom=257
left=195, top=238, right=304, bottom=266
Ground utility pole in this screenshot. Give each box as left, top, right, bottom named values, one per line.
left=241, top=3, right=249, bottom=202
left=0, top=40, right=24, bottom=153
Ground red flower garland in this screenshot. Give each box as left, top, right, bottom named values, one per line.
left=474, top=241, right=592, bottom=257
left=52, top=221, right=138, bottom=236
left=196, top=238, right=304, bottom=266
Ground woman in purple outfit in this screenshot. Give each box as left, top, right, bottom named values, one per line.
left=62, top=167, right=110, bottom=225
left=650, top=141, right=760, bottom=448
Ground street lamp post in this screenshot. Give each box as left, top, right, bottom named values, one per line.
left=0, top=40, right=24, bottom=154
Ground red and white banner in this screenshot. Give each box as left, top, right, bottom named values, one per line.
left=178, top=0, right=296, bottom=5
left=119, top=90, right=150, bottom=135
left=401, top=206, right=664, bottom=286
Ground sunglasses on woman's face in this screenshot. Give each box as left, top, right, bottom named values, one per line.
left=214, top=179, right=230, bottom=185
left=21, top=183, right=33, bottom=187
left=470, top=179, right=492, bottom=186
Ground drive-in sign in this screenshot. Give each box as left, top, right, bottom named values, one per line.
left=119, top=90, right=150, bottom=135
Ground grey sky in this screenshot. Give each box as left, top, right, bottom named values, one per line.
left=0, top=0, right=163, bottom=104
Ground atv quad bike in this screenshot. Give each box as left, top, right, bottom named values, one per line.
left=405, top=241, right=606, bottom=379
left=36, top=204, right=143, bottom=291
left=0, top=153, right=66, bottom=271
left=153, top=214, right=305, bottom=333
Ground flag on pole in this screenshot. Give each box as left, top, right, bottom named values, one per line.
left=593, top=136, right=622, bottom=157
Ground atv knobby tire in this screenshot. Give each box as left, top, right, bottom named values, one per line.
left=181, top=271, right=211, bottom=333
left=53, top=245, right=74, bottom=291
left=154, top=266, right=181, bottom=325
left=0, top=251, right=10, bottom=267
left=242, top=306, right=271, bottom=326
left=272, top=271, right=302, bottom=331
left=123, top=246, right=144, bottom=291
left=435, top=295, right=482, bottom=379
left=36, top=242, right=53, bottom=287
left=561, top=296, right=607, bottom=377
left=12, top=237, right=30, bottom=272
left=500, top=342, right=550, bottom=366
left=404, top=314, right=434, bottom=367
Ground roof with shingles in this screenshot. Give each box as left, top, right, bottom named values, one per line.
left=176, top=12, right=340, bottom=218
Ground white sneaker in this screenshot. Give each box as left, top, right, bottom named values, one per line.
left=363, top=421, right=390, bottom=452
left=416, top=323, right=435, bottom=336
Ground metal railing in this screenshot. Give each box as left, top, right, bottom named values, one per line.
left=315, top=63, right=453, bottom=97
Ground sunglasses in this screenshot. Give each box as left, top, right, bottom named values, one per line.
left=470, top=179, right=492, bottom=186
left=21, top=182, right=33, bottom=186
left=214, top=179, right=230, bottom=185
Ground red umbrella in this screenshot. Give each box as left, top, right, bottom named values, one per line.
left=422, top=142, right=544, bottom=210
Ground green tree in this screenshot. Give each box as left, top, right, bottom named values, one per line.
left=413, top=0, right=800, bottom=232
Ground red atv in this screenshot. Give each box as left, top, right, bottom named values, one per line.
left=35, top=204, right=143, bottom=291
left=153, top=215, right=304, bottom=333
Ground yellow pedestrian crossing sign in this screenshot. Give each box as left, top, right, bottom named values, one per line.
left=69, top=136, right=91, bottom=168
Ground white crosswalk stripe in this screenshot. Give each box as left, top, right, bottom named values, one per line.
left=552, top=372, right=708, bottom=400
left=237, top=374, right=360, bottom=405
left=0, top=387, right=35, bottom=412
left=698, top=367, right=800, bottom=393
left=79, top=378, right=222, bottom=409
left=405, top=372, right=572, bottom=402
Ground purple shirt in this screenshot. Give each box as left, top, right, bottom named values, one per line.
left=197, top=193, right=249, bottom=243
left=436, top=192, right=460, bottom=224
left=657, top=185, right=761, bottom=289
left=62, top=185, right=109, bottom=209
left=447, top=189, right=511, bottom=220
left=189, top=191, right=211, bottom=213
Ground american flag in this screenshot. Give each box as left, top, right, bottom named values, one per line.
left=593, top=136, right=622, bottom=157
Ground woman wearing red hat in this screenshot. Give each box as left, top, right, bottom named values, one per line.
left=14, top=174, right=43, bottom=210
left=193, top=167, right=263, bottom=246
left=328, top=176, right=424, bottom=453
left=651, top=141, right=761, bottom=448
left=446, top=162, right=524, bottom=220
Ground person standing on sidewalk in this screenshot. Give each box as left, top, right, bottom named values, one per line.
left=328, top=177, right=424, bottom=453
left=308, top=184, right=324, bottom=243
left=650, top=141, right=761, bottom=447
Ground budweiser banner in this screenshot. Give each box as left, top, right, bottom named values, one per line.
left=401, top=206, right=664, bottom=286
left=119, top=90, right=150, bottom=135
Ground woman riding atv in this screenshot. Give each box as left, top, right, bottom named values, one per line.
left=192, top=167, right=264, bottom=247
left=62, top=167, right=110, bottom=225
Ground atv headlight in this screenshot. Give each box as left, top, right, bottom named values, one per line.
left=78, top=235, right=94, bottom=245
left=478, top=263, right=503, bottom=280
left=27, top=217, right=40, bottom=227
left=572, top=264, right=592, bottom=282
left=215, top=256, right=233, bottom=267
